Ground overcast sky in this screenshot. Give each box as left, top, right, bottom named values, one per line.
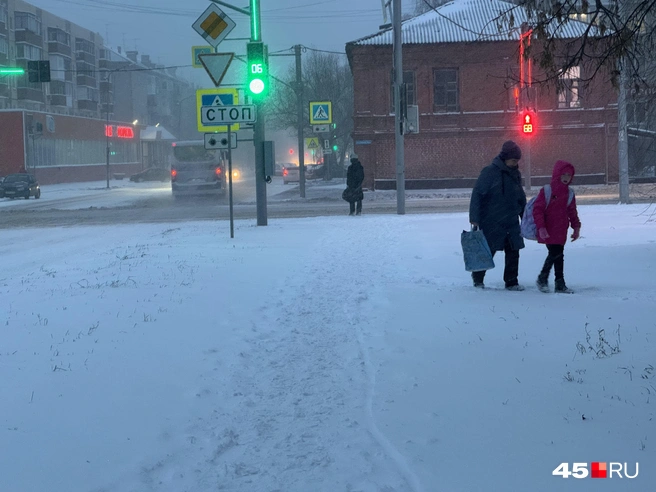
left=27, top=0, right=399, bottom=86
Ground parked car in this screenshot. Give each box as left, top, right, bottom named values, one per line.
left=0, top=173, right=40, bottom=199
left=130, top=167, right=171, bottom=182
left=282, top=164, right=299, bottom=184
left=306, top=163, right=325, bottom=180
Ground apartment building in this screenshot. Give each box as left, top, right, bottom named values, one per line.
left=0, top=0, right=196, bottom=183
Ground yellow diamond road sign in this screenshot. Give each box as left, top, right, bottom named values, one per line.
left=305, top=137, right=320, bottom=150
left=192, top=4, right=236, bottom=48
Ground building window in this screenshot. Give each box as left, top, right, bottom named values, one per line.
left=558, top=66, right=581, bottom=108
left=0, top=35, right=8, bottom=56
left=390, top=70, right=416, bottom=113
left=75, top=38, right=95, bottom=55
left=433, top=68, right=459, bottom=112
left=16, top=43, right=43, bottom=60
left=0, top=4, right=8, bottom=26
left=48, top=28, right=70, bottom=46
left=49, top=55, right=71, bottom=81
left=15, top=12, right=42, bottom=35
left=76, top=86, right=98, bottom=101
left=76, top=61, right=96, bottom=78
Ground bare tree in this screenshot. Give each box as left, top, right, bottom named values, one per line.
left=414, top=0, right=453, bottom=16
left=268, top=50, right=354, bottom=172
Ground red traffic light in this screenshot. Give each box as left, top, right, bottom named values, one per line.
left=522, top=111, right=535, bottom=135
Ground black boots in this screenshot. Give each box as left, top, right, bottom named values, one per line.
left=536, top=273, right=550, bottom=293
left=554, top=278, right=574, bottom=294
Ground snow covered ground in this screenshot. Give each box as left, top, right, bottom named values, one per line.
left=1, top=204, right=655, bottom=492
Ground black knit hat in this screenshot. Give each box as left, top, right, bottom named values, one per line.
left=499, top=140, right=522, bottom=161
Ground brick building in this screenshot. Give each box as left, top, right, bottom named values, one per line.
left=346, top=0, right=619, bottom=190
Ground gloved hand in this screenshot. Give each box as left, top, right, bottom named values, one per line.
left=571, top=228, right=580, bottom=241
left=538, top=227, right=550, bottom=240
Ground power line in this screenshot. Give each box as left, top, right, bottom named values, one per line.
left=302, top=46, right=347, bottom=55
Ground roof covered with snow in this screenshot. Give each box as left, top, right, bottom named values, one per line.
left=349, top=0, right=597, bottom=46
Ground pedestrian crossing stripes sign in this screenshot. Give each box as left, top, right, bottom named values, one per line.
left=196, top=88, right=239, bottom=132
left=309, top=101, right=332, bottom=125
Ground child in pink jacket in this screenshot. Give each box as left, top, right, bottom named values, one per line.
left=533, top=160, right=581, bottom=293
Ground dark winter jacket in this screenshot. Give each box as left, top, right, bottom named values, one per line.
left=469, top=156, right=527, bottom=252
left=533, top=160, right=581, bottom=245
left=347, top=160, right=364, bottom=190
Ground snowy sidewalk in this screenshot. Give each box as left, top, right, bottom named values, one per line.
left=0, top=204, right=654, bottom=491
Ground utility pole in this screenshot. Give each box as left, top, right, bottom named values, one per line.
left=618, top=62, right=630, bottom=203
left=393, top=0, right=405, bottom=214
left=295, top=44, right=306, bottom=198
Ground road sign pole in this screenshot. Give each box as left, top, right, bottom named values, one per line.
left=227, top=125, right=235, bottom=238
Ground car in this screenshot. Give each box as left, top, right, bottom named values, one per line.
left=0, top=173, right=40, bottom=199
left=282, top=164, right=300, bottom=184
left=275, top=162, right=294, bottom=176
left=306, top=163, right=325, bottom=180
left=129, top=167, right=171, bottom=182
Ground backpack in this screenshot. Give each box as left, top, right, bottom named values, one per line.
left=520, top=184, right=575, bottom=240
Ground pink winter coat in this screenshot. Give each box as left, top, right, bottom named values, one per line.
left=532, top=160, right=581, bottom=245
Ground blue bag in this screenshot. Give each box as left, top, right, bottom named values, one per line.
left=461, top=227, right=495, bottom=272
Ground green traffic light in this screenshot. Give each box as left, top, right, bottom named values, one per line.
left=0, top=68, right=25, bottom=75
left=249, top=78, right=265, bottom=95
left=332, top=145, right=338, bottom=151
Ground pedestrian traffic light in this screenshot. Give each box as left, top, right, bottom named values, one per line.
left=522, top=111, right=535, bottom=135
left=246, top=41, right=268, bottom=100
left=27, top=60, right=50, bottom=83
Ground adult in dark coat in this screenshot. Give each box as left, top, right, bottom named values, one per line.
left=346, top=154, right=364, bottom=215
left=469, top=140, right=527, bottom=290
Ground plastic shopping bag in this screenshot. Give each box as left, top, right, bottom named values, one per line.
left=461, top=227, right=495, bottom=272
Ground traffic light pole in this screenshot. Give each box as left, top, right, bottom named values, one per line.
left=250, top=0, right=267, bottom=226
left=211, top=0, right=267, bottom=225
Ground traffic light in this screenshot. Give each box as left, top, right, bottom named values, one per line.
left=246, top=41, right=268, bottom=100
left=522, top=110, right=535, bottom=135
left=27, top=60, right=50, bottom=83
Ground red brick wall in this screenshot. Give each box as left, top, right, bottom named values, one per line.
left=349, top=41, right=619, bottom=189
left=0, top=112, right=26, bottom=175
left=0, top=111, right=142, bottom=184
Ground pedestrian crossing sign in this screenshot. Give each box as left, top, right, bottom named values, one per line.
left=309, top=101, right=332, bottom=125
left=305, top=137, right=320, bottom=150
left=196, top=88, right=239, bottom=132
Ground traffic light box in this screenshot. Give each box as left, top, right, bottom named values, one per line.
left=246, top=41, right=268, bottom=100
left=27, top=60, right=51, bottom=83
left=522, top=110, right=535, bottom=135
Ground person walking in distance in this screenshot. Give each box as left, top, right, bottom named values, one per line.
left=534, top=160, right=581, bottom=293
left=346, top=154, right=364, bottom=216
left=469, top=140, right=527, bottom=290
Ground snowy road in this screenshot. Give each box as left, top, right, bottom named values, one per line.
left=1, top=204, right=655, bottom=491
